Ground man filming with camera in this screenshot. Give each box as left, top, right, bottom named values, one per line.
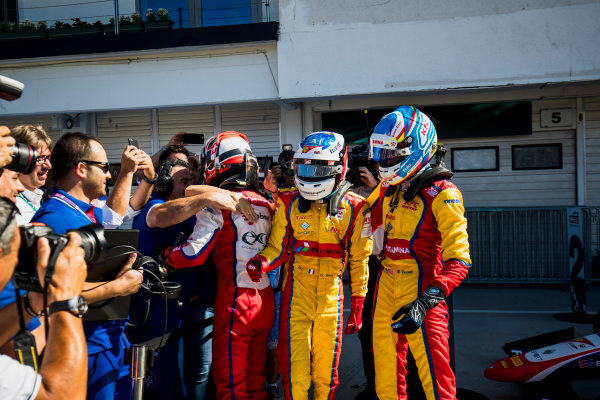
left=31, top=132, right=143, bottom=400
left=0, top=172, right=89, bottom=397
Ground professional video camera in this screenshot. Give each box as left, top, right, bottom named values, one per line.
left=345, top=143, right=378, bottom=188
left=13, top=223, right=107, bottom=292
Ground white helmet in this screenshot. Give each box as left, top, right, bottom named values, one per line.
left=292, top=132, right=348, bottom=201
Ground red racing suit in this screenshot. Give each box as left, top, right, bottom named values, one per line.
left=368, top=179, right=471, bottom=400
left=166, top=189, right=275, bottom=400
left=259, top=189, right=372, bottom=400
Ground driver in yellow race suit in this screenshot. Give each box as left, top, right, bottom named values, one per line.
left=246, top=131, right=372, bottom=400
left=367, top=106, right=471, bottom=400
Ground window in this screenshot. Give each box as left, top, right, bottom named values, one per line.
left=512, top=143, right=562, bottom=170
left=451, top=146, right=499, bottom=172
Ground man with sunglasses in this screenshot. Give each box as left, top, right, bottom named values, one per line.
left=0, top=197, right=89, bottom=399
left=31, top=132, right=143, bottom=400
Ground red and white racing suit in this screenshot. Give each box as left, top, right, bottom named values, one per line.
left=166, top=189, right=275, bottom=400
left=258, top=189, right=372, bottom=400
left=368, top=179, right=471, bottom=400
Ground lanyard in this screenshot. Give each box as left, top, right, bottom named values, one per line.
left=51, top=193, right=97, bottom=224
left=18, top=193, right=38, bottom=212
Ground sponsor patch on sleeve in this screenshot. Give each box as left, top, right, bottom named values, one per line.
left=361, top=212, right=372, bottom=237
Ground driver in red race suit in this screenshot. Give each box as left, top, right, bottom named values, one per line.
left=164, top=131, right=275, bottom=400
left=367, top=106, right=471, bottom=400
left=246, top=131, right=372, bottom=400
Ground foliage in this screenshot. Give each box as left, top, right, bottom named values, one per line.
left=119, top=15, right=131, bottom=24
left=157, top=8, right=169, bottom=21
left=70, top=18, right=89, bottom=27
left=145, top=8, right=156, bottom=22
left=18, top=19, right=36, bottom=31
left=0, top=21, right=17, bottom=33
left=131, top=12, right=142, bottom=23
left=37, top=20, right=47, bottom=30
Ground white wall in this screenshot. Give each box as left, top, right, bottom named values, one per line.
left=585, top=97, right=600, bottom=207
left=277, top=0, right=600, bottom=100
left=0, top=44, right=279, bottom=116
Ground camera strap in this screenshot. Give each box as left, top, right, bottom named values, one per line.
left=13, top=288, right=39, bottom=371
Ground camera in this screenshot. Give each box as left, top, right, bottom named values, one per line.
left=273, top=144, right=294, bottom=188
left=345, top=143, right=377, bottom=188
left=13, top=223, right=107, bottom=292
left=4, top=143, right=38, bottom=174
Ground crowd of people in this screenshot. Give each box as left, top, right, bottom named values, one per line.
left=0, top=104, right=471, bottom=400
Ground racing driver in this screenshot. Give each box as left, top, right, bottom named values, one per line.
left=164, top=131, right=275, bottom=400
left=246, top=131, right=372, bottom=400
left=367, top=106, right=471, bottom=400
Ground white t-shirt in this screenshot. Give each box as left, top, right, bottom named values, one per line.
left=0, top=354, right=41, bottom=399
left=15, top=188, right=44, bottom=226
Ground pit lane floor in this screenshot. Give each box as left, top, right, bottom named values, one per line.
left=337, top=283, right=600, bottom=400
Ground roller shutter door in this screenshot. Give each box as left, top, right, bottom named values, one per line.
left=221, top=103, right=280, bottom=158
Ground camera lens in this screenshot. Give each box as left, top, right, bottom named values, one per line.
left=70, top=223, right=107, bottom=265
left=6, top=143, right=37, bottom=174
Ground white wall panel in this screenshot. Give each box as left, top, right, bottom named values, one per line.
left=221, top=103, right=280, bottom=157
left=96, top=110, right=152, bottom=162
left=585, top=97, right=600, bottom=207
left=157, top=106, right=214, bottom=156
left=0, top=114, right=62, bottom=143
left=278, top=1, right=600, bottom=99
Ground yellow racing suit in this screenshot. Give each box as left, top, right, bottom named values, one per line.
left=259, top=189, right=372, bottom=400
left=368, top=179, right=471, bottom=400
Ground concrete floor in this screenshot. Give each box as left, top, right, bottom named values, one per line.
left=336, top=283, right=600, bottom=400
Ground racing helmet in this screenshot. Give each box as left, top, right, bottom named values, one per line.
left=369, top=105, right=437, bottom=185
left=292, top=131, right=347, bottom=201
left=201, top=131, right=258, bottom=188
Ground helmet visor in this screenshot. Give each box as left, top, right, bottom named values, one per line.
left=292, top=159, right=342, bottom=177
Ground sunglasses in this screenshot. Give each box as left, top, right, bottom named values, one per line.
left=74, top=160, right=111, bottom=174
left=0, top=197, right=19, bottom=239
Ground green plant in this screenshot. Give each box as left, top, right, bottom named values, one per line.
left=145, top=8, right=156, bottom=22
left=0, top=21, right=17, bottom=33
left=18, top=19, right=36, bottom=31
left=36, top=20, right=47, bottom=30
left=157, top=8, right=169, bottom=21
left=109, top=16, right=115, bottom=24
left=52, top=20, right=70, bottom=29
left=131, top=12, right=141, bottom=23
left=119, top=15, right=131, bottom=24
left=71, top=18, right=89, bottom=27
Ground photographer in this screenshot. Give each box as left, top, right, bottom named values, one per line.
left=31, top=132, right=142, bottom=400
left=0, top=198, right=88, bottom=399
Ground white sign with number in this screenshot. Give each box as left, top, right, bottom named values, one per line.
left=540, top=109, right=575, bottom=128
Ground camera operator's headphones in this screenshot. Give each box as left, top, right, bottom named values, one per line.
left=155, top=161, right=176, bottom=196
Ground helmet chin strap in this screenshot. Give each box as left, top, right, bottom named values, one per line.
left=298, top=178, right=353, bottom=215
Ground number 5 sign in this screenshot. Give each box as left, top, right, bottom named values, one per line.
left=541, top=108, right=575, bottom=128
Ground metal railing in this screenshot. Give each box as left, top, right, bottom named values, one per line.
left=464, top=207, right=600, bottom=283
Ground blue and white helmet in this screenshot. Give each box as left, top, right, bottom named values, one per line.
left=292, top=132, right=348, bottom=201
left=369, top=105, right=437, bottom=186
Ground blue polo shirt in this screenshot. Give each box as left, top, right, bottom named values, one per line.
left=31, top=189, right=124, bottom=354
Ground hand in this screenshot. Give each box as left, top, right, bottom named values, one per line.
left=263, top=170, right=278, bottom=194
left=246, top=254, right=269, bottom=282
left=137, top=150, right=155, bottom=180
left=120, top=145, right=145, bottom=174
left=359, top=167, right=378, bottom=190
left=391, top=285, right=444, bottom=334
left=271, top=164, right=283, bottom=179
left=114, top=254, right=144, bottom=296
left=36, top=233, right=87, bottom=302
left=0, top=126, right=15, bottom=168
left=167, top=132, right=186, bottom=147
left=345, top=296, right=364, bottom=335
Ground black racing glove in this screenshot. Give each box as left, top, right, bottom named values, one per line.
left=391, top=285, right=445, bottom=334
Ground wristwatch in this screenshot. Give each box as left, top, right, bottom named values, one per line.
left=142, top=172, right=158, bottom=184
left=49, top=295, right=88, bottom=317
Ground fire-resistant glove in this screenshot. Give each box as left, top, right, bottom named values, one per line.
left=391, top=285, right=445, bottom=335
left=345, top=296, right=365, bottom=335
left=246, top=254, right=269, bottom=282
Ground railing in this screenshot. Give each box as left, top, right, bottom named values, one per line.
left=0, top=0, right=275, bottom=39
left=464, top=207, right=600, bottom=283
